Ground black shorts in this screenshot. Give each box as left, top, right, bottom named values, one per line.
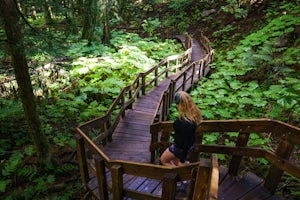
left=168, top=144, right=194, bottom=160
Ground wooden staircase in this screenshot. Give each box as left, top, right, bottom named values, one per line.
left=74, top=33, right=300, bottom=199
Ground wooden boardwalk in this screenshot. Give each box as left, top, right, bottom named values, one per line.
left=80, top=35, right=285, bottom=199
left=102, top=35, right=206, bottom=162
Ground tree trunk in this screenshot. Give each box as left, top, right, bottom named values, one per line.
left=0, top=0, right=50, bottom=166
left=102, top=0, right=111, bottom=44
left=44, top=0, right=53, bottom=24
left=81, top=0, right=96, bottom=43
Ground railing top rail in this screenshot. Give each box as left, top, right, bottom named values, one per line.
left=151, top=118, right=300, bottom=134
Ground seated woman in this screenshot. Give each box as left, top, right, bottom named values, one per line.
left=160, top=91, right=202, bottom=166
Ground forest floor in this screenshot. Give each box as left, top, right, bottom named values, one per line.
left=1, top=1, right=298, bottom=200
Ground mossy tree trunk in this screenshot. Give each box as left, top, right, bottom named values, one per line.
left=0, top=0, right=51, bottom=166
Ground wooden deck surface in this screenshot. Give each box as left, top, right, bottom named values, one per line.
left=92, top=36, right=283, bottom=199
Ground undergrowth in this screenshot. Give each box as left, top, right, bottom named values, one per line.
left=0, top=29, right=183, bottom=199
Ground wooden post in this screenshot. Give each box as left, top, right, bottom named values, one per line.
left=155, top=68, right=158, bottom=86
left=74, top=133, right=89, bottom=186
left=193, top=166, right=210, bottom=200
left=121, top=94, right=125, bottom=118
left=162, top=173, right=178, bottom=200
left=199, top=60, right=204, bottom=79
left=171, top=80, right=176, bottom=102
left=208, top=154, right=219, bottom=200
left=137, top=78, right=140, bottom=98
left=189, top=168, right=198, bottom=200
left=184, top=32, right=189, bottom=49
left=150, top=133, right=158, bottom=163
left=128, top=86, right=133, bottom=109
left=95, top=157, right=109, bottom=200
left=166, top=62, right=169, bottom=77
left=264, top=137, right=294, bottom=193
left=111, top=164, right=123, bottom=200
left=107, top=116, right=112, bottom=142
left=167, top=85, right=172, bottom=115
left=191, top=63, right=196, bottom=86
left=183, top=72, right=187, bottom=91
left=142, top=76, right=146, bottom=95
left=228, top=132, right=249, bottom=176
left=162, top=92, right=168, bottom=121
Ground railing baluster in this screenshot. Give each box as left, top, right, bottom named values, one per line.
left=74, top=133, right=89, bottom=186
left=200, top=60, right=204, bottom=78
left=183, top=71, right=187, bottom=91
left=191, top=62, right=195, bottom=86
left=95, top=157, right=109, bottom=200
left=228, top=132, right=249, bottom=175
left=162, top=173, right=178, bottom=200
left=128, top=86, right=133, bottom=109
left=111, top=164, right=123, bottom=200
left=162, top=92, right=168, bottom=121
left=155, top=67, right=158, bottom=86
left=166, top=61, right=169, bottom=77
left=264, top=136, right=294, bottom=193
left=142, top=75, right=146, bottom=95
left=121, top=93, right=125, bottom=118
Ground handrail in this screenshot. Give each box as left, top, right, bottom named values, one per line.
left=74, top=32, right=218, bottom=199
left=150, top=119, right=300, bottom=193
left=77, top=33, right=194, bottom=145
left=152, top=39, right=214, bottom=123
left=75, top=129, right=215, bottom=199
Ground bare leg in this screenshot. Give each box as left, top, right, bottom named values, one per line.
left=160, top=148, right=180, bottom=166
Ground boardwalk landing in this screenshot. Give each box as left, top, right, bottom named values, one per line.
left=91, top=36, right=283, bottom=200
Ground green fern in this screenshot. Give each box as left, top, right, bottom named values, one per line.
left=2, top=151, right=23, bottom=177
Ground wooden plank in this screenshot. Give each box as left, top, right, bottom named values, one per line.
left=218, top=173, right=238, bottom=195
left=113, top=128, right=150, bottom=137
left=123, top=175, right=141, bottom=188
left=239, top=185, right=278, bottom=200
left=105, top=152, right=150, bottom=162
left=112, top=134, right=150, bottom=142
left=218, top=172, right=264, bottom=200
left=137, top=178, right=161, bottom=194
left=152, top=182, right=163, bottom=196
left=103, top=142, right=150, bottom=152
left=219, top=166, right=229, bottom=184
left=115, top=121, right=150, bottom=130
left=127, top=177, right=148, bottom=190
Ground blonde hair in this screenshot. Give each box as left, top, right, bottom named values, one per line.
left=176, top=91, right=202, bottom=125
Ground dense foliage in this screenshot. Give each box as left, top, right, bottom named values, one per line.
left=0, top=0, right=299, bottom=199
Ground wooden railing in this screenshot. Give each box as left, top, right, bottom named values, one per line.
left=153, top=47, right=214, bottom=123
left=150, top=119, right=300, bottom=194
left=77, top=33, right=194, bottom=146
left=75, top=127, right=218, bottom=199
left=74, top=32, right=217, bottom=199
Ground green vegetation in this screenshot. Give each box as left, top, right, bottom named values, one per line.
left=1, top=0, right=299, bottom=199
left=1, top=28, right=183, bottom=200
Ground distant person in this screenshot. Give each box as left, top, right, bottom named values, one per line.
left=160, top=91, right=202, bottom=166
